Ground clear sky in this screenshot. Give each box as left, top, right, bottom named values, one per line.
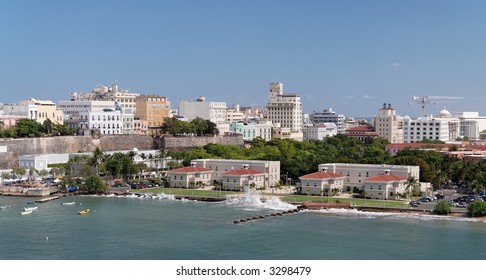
left=1, top=0, right=485, bottom=118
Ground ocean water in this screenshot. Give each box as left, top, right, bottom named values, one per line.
left=1, top=194, right=486, bottom=260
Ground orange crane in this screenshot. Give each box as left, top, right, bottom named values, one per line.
left=410, top=96, right=464, bottom=116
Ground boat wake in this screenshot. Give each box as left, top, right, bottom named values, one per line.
left=309, top=208, right=485, bottom=223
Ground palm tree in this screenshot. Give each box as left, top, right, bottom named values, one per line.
left=405, top=176, right=421, bottom=200
left=89, top=147, right=105, bottom=175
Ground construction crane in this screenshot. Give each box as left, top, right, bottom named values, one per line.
left=410, top=96, right=464, bottom=116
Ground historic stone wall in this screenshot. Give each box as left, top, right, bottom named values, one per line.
left=99, top=134, right=154, bottom=151
left=0, top=134, right=243, bottom=169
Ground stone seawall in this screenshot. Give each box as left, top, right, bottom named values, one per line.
left=155, top=135, right=244, bottom=150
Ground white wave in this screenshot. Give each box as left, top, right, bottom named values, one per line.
left=310, top=208, right=484, bottom=223
left=224, top=195, right=296, bottom=211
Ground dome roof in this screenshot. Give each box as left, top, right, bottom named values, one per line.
left=438, top=107, right=451, bottom=117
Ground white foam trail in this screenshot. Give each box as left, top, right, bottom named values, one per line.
left=310, top=208, right=484, bottom=223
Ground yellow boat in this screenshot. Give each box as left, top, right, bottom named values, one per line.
left=78, top=209, right=90, bottom=215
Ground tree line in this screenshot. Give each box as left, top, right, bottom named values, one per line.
left=0, top=118, right=73, bottom=138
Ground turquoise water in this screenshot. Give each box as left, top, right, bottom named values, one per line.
left=1, top=194, right=486, bottom=260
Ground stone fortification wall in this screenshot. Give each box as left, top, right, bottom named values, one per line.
left=0, top=136, right=96, bottom=169
left=99, top=134, right=154, bottom=151
left=0, top=134, right=242, bottom=169
left=156, top=135, right=244, bottom=150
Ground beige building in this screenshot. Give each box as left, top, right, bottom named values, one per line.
left=135, top=95, right=171, bottom=135
left=221, top=168, right=266, bottom=191
left=373, top=103, right=403, bottom=143
left=363, top=173, right=407, bottom=200
left=318, top=163, right=420, bottom=193
left=299, top=171, right=346, bottom=196
left=3, top=98, right=64, bottom=125
left=166, top=166, right=213, bottom=188
left=190, top=159, right=280, bottom=188
left=266, top=82, right=303, bottom=141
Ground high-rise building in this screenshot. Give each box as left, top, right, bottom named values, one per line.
left=373, top=103, right=403, bottom=143
left=266, top=82, right=303, bottom=141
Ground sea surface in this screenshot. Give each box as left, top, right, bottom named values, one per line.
left=1, top=193, right=486, bottom=260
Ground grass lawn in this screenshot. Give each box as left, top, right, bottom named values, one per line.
left=280, top=195, right=409, bottom=208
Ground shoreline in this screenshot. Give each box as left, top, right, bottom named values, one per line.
left=1, top=190, right=472, bottom=219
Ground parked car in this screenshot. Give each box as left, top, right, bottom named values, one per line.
left=418, top=197, right=432, bottom=203
left=435, top=194, right=445, bottom=199
left=409, top=201, right=420, bottom=207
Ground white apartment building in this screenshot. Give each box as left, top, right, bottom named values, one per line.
left=226, top=104, right=245, bottom=123
left=178, top=96, right=227, bottom=124
left=79, top=110, right=122, bottom=135
left=302, top=123, right=338, bottom=140
left=317, top=163, right=420, bottom=193
left=3, top=99, right=64, bottom=125
left=310, top=108, right=345, bottom=134
left=454, top=112, right=486, bottom=141
left=402, top=108, right=460, bottom=143
left=373, top=103, right=403, bottom=143
left=58, top=100, right=116, bottom=118
left=266, top=82, right=303, bottom=141
left=69, top=83, right=139, bottom=114
left=190, top=159, right=280, bottom=188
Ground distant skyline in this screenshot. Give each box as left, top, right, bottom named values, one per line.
left=1, top=0, right=485, bottom=118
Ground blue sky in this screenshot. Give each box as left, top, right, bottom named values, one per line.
left=1, top=0, right=485, bottom=118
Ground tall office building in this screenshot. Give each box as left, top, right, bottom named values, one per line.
left=373, top=103, right=403, bottom=143
left=266, top=82, right=303, bottom=140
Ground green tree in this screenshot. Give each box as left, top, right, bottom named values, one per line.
left=12, top=166, right=26, bottom=180
left=434, top=200, right=451, bottom=215
left=467, top=201, right=486, bottom=217
left=15, top=119, right=43, bottom=137
left=405, top=176, right=421, bottom=199
left=84, top=175, right=107, bottom=193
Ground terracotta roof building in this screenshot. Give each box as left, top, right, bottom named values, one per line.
left=167, top=166, right=213, bottom=188
left=299, top=171, right=346, bottom=196
left=222, top=167, right=266, bottom=191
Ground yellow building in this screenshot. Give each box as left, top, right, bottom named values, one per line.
left=135, top=95, right=171, bottom=135
left=4, top=98, right=64, bottom=125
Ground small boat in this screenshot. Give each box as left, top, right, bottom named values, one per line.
left=0, top=205, right=10, bottom=210
left=23, top=206, right=38, bottom=211
left=61, top=202, right=75, bottom=206
left=78, top=209, right=90, bottom=215
left=20, top=210, right=33, bottom=215
left=27, top=201, right=35, bottom=204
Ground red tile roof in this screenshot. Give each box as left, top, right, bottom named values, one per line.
left=366, top=174, right=406, bottom=182
left=223, top=169, right=264, bottom=176
left=299, top=171, right=346, bottom=180
left=167, top=166, right=211, bottom=173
